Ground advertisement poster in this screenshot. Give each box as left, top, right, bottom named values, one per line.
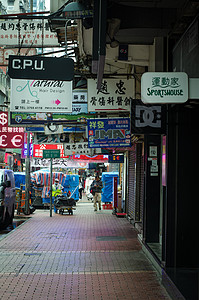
left=87, top=118, right=131, bottom=148
left=10, top=79, right=72, bottom=113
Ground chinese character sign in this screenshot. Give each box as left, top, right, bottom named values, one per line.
left=0, top=111, right=24, bottom=148
left=141, top=72, right=188, bottom=103
left=88, top=79, right=134, bottom=112
left=0, top=19, right=59, bottom=47
left=33, top=144, right=68, bottom=158
left=63, top=142, right=92, bottom=155
left=87, top=118, right=131, bottom=148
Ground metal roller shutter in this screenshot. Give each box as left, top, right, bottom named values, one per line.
left=135, top=143, right=144, bottom=223
left=127, top=145, right=136, bottom=221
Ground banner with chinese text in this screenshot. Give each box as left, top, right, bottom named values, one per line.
left=0, top=19, right=59, bottom=47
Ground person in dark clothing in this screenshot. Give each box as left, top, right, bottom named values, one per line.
left=79, top=178, right=84, bottom=200
left=90, top=175, right=103, bottom=211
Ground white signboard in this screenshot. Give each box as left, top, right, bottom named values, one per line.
left=64, top=142, right=92, bottom=155
left=10, top=79, right=72, bottom=112
left=72, top=90, right=88, bottom=114
left=0, top=19, right=59, bottom=47
left=88, top=79, right=134, bottom=112
left=141, top=72, right=188, bottom=104
left=31, top=158, right=88, bottom=169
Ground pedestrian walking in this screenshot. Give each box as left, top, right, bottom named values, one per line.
left=90, top=175, right=103, bottom=211
left=79, top=178, right=84, bottom=200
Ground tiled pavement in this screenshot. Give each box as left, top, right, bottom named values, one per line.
left=0, top=199, right=171, bottom=300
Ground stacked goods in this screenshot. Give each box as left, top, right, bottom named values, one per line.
left=101, top=172, right=119, bottom=204
left=62, top=174, right=79, bottom=201
left=31, top=170, right=65, bottom=205
left=31, top=171, right=79, bottom=204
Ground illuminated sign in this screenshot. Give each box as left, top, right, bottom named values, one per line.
left=108, top=155, right=124, bottom=163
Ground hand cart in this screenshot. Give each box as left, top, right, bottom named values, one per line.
left=54, top=193, right=76, bottom=215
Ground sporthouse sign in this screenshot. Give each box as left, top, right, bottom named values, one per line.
left=141, top=72, right=188, bottom=104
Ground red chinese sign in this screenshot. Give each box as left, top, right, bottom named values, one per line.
left=33, top=144, right=68, bottom=158
left=0, top=112, right=24, bottom=148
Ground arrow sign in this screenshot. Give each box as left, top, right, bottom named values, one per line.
left=54, top=99, right=61, bottom=105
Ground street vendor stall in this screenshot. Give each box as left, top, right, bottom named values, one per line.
left=31, top=170, right=79, bottom=206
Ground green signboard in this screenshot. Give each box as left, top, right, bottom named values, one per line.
left=43, top=150, right=60, bottom=159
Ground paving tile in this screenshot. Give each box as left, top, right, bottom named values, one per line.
left=0, top=201, right=171, bottom=299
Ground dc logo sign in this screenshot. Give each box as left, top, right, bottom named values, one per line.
left=131, top=100, right=166, bottom=134
left=135, top=106, right=161, bottom=128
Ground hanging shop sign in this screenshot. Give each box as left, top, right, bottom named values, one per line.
left=88, top=79, right=134, bottom=112
left=33, top=144, right=67, bottom=158
left=73, top=154, right=108, bottom=162
left=10, top=90, right=89, bottom=126
left=87, top=118, right=131, bottom=148
left=33, top=132, right=68, bottom=144
left=0, top=111, right=24, bottom=149
left=31, top=158, right=89, bottom=169
left=72, top=89, right=88, bottom=114
left=21, top=132, right=33, bottom=158
left=141, top=72, right=188, bottom=103
left=0, top=19, right=59, bottom=47
left=33, top=132, right=85, bottom=145
left=131, top=99, right=166, bottom=134
left=63, top=142, right=92, bottom=155
left=10, top=79, right=72, bottom=113
left=8, top=56, right=74, bottom=81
